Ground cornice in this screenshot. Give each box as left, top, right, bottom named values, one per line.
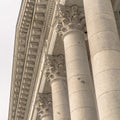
left=26, top=1, right=56, bottom=120
left=14, top=0, right=49, bottom=119
left=8, top=0, right=35, bottom=119
left=9, top=0, right=55, bottom=120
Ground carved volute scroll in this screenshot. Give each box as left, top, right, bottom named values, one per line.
left=36, top=93, right=52, bottom=119
left=56, top=4, right=86, bottom=36
left=45, top=55, right=66, bottom=83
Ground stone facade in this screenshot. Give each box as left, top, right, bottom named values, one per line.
left=8, top=0, right=120, bottom=120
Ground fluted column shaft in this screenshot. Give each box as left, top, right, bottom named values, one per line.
left=46, top=55, right=71, bottom=120
left=83, top=0, right=120, bottom=120
left=57, top=5, right=98, bottom=120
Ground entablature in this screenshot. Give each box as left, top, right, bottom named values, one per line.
left=9, top=0, right=56, bottom=120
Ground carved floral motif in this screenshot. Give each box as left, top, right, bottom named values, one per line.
left=56, top=4, right=86, bottom=35
left=36, top=93, right=52, bottom=119
left=45, top=55, right=66, bottom=82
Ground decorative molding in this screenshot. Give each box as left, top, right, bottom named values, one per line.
left=9, top=0, right=36, bottom=119
left=56, top=4, right=86, bottom=36
left=26, top=1, right=56, bottom=119
left=36, top=93, right=52, bottom=119
left=15, top=0, right=49, bottom=119
left=9, top=0, right=56, bottom=119
left=45, top=54, right=66, bottom=83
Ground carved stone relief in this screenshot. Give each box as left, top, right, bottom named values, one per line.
left=36, top=93, right=52, bottom=119
left=56, top=4, right=86, bottom=35
left=45, top=55, right=66, bottom=83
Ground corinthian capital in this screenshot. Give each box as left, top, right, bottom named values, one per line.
left=57, top=4, right=86, bottom=35
left=36, top=93, right=52, bottom=119
left=45, top=55, right=66, bottom=83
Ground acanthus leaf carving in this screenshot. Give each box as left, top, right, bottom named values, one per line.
left=56, top=4, right=86, bottom=36
left=45, top=54, right=66, bottom=82
left=36, top=93, right=52, bottom=119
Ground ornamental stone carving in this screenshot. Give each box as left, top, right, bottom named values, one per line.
left=36, top=93, right=52, bottom=119
left=45, top=55, right=66, bottom=83
left=56, top=4, right=86, bottom=35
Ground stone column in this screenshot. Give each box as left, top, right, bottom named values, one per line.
left=83, top=0, right=120, bottom=120
left=45, top=55, right=71, bottom=120
left=57, top=5, right=98, bottom=120
left=36, top=93, right=53, bottom=120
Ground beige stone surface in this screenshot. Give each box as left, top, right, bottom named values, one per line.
left=36, top=93, right=53, bottom=120
left=8, top=0, right=120, bottom=120
left=46, top=55, right=71, bottom=120
left=84, top=0, right=120, bottom=120
left=63, top=31, right=98, bottom=120
left=56, top=4, right=98, bottom=120
left=51, top=78, right=70, bottom=120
